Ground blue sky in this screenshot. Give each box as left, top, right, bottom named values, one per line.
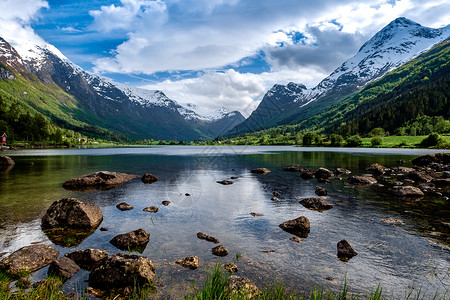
left=0, top=0, right=449, bottom=115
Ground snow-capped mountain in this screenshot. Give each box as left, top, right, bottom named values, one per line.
left=230, top=17, right=450, bottom=135
left=0, top=36, right=244, bottom=140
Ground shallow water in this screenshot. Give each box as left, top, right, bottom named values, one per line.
left=0, top=146, right=449, bottom=298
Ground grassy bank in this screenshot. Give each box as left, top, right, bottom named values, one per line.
left=1, top=265, right=446, bottom=300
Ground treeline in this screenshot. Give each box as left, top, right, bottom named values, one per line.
left=0, top=94, right=62, bottom=143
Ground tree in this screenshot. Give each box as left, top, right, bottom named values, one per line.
left=329, top=134, right=344, bottom=147
left=302, top=132, right=319, bottom=146
left=420, top=133, right=442, bottom=147
left=369, top=128, right=385, bottom=137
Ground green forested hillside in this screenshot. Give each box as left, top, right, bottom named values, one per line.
left=0, top=63, right=128, bottom=143
left=225, top=39, right=450, bottom=144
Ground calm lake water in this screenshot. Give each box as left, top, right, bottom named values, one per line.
left=0, top=146, right=449, bottom=298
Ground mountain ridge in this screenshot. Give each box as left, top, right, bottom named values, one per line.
left=228, top=17, right=450, bottom=136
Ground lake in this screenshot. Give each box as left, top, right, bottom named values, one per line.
left=0, top=146, right=449, bottom=298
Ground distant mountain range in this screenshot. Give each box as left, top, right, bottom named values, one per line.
left=228, top=17, right=450, bottom=136
left=0, top=17, right=448, bottom=142
left=0, top=37, right=244, bottom=140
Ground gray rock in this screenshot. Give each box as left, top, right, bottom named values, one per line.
left=393, top=186, right=424, bottom=197
left=212, top=245, right=229, bottom=256
left=315, top=186, right=327, bottom=196
left=299, top=197, right=333, bottom=211
left=366, top=163, right=389, bottom=176
left=314, top=168, right=333, bottom=179
left=175, top=256, right=199, bottom=269
left=89, top=253, right=155, bottom=290
left=110, top=229, right=150, bottom=252
left=65, top=249, right=108, bottom=270
left=250, top=168, right=270, bottom=174
left=62, top=171, right=138, bottom=190
left=0, top=245, right=59, bottom=276
left=337, top=239, right=358, bottom=261
left=334, top=168, right=351, bottom=175
left=197, top=232, right=220, bottom=243
left=42, top=198, right=103, bottom=230
left=143, top=206, right=158, bottom=213
left=141, top=173, right=158, bottom=184
left=347, top=176, right=377, bottom=185
left=279, top=216, right=310, bottom=238
left=116, top=202, right=134, bottom=211
left=217, top=180, right=233, bottom=185
left=0, top=155, right=15, bottom=166
left=48, top=257, right=80, bottom=280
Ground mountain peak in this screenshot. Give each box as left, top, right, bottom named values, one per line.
left=388, top=17, right=420, bottom=28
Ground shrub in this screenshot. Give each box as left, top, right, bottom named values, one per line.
left=369, top=128, right=385, bottom=137
left=346, top=135, right=363, bottom=147
left=371, top=136, right=383, bottom=146
left=420, top=133, right=442, bottom=147
left=302, top=132, right=319, bottom=146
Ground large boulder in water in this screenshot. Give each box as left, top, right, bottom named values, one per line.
left=279, top=216, right=310, bottom=238
left=141, top=173, right=158, bottom=184
left=0, top=155, right=15, bottom=166
left=89, top=253, right=155, bottom=291
left=62, top=171, right=139, bottom=190
left=42, top=198, right=103, bottom=230
left=110, top=229, right=150, bottom=252
left=41, top=198, right=103, bottom=247
left=0, top=245, right=59, bottom=276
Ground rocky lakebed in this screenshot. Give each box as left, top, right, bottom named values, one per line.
left=0, top=148, right=449, bottom=298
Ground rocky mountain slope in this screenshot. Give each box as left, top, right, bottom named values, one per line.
left=0, top=37, right=244, bottom=140
left=229, top=17, right=450, bottom=135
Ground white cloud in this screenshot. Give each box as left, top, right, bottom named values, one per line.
left=141, top=68, right=328, bottom=117
left=0, top=0, right=48, bottom=48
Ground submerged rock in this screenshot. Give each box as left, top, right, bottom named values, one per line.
left=299, top=197, right=333, bottom=211
left=314, top=168, right=333, bottom=179
left=0, top=245, right=59, bottom=276
left=89, top=253, right=155, bottom=291
left=315, top=186, right=327, bottom=196
left=212, top=245, right=229, bottom=256
left=65, top=249, right=108, bottom=270
left=337, top=239, right=358, bottom=261
left=62, top=171, right=138, bottom=190
left=175, top=256, right=199, bottom=269
left=110, top=229, right=150, bottom=252
left=250, top=168, right=270, bottom=175
left=290, top=237, right=302, bottom=243
left=282, top=165, right=302, bottom=172
left=334, top=168, right=351, bottom=175
left=279, top=216, right=310, bottom=238
left=406, top=171, right=433, bottom=183
left=393, top=186, right=424, bottom=197
left=197, top=232, right=220, bottom=243
left=162, top=200, right=171, bottom=206
left=48, top=257, right=80, bottom=281
left=116, top=202, right=134, bottom=211
left=42, top=198, right=103, bottom=230
left=300, top=169, right=315, bottom=180
left=141, top=173, right=158, bottom=184
left=347, top=176, right=377, bottom=185
left=250, top=212, right=264, bottom=217
left=366, top=163, right=389, bottom=176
